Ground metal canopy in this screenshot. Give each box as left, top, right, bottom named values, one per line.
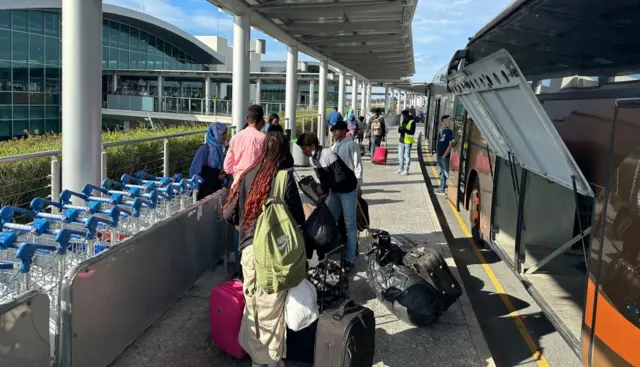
left=210, top=0, right=416, bottom=81
left=447, top=49, right=593, bottom=197
left=466, top=0, right=640, bottom=80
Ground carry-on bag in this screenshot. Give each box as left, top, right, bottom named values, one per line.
left=314, top=300, right=376, bottom=367
left=209, top=280, right=246, bottom=359
left=285, top=319, right=318, bottom=364
left=297, top=174, right=320, bottom=203
left=400, top=238, right=462, bottom=310
left=373, top=142, right=388, bottom=165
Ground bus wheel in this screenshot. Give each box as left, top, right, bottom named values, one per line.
left=469, top=184, right=483, bottom=247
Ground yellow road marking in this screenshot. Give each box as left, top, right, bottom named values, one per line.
left=424, top=147, right=551, bottom=367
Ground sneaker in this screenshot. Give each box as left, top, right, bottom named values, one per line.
left=435, top=188, right=446, bottom=195
left=342, top=261, right=356, bottom=275
left=395, top=169, right=402, bottom=174
left=401, top=171, right=409, bottom=176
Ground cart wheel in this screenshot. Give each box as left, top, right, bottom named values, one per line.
left=469, top=183, right=484, bottom=248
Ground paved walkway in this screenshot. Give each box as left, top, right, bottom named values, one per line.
left=110, top=127, right=493, bottom=367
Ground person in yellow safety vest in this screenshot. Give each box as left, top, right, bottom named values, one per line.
left=396, top=110, right=416, bottom=176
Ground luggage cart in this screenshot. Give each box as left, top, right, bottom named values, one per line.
left=106, top=177, right=177, bottom=220
left=82, top=184, right=158, bottom=229
left=0, top=260, right=26, bottom=302
left=60, top=189, right=145, bottom=235
left=30, top=198, right=125, bottom=246
left=135, top=171, right=203, bottom=210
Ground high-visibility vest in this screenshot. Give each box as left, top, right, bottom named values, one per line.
left=401, top=119, right=415, bottom=144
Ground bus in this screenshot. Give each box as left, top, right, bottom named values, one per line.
left=425, top=1, right=640, bottom=366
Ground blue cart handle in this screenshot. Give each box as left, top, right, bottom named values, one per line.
left=59, top=189, right=90, bottom=205
left=0, top=261, right=13, bottom=270
left=102, top=178, right=126, bottom=191
left=0, top=206, right=37, bottom=223
left=16, top=243, right=57, bottom=273
left=82, top=183, right=110, bottom=196
left=0, top=231, right=18, bottom=250
left=31, top=197, right=63, bottom=211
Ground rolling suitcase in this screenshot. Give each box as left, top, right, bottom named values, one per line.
left=209, top=280, right=247, bottom=359
left=314, top=300, right=376, bottom=367
left=373, top=142, right=388, bottom=165
left=400, top=238, right=462, bottom=310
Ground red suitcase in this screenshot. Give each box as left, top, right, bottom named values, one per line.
left=209, top=280, right=246, bottom=359
left=373, top=142, right=388, bottom=165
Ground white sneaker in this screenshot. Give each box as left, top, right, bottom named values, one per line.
left=395, top=169, right=402, bottom=174
left=401, top=171, right=409, bottom=176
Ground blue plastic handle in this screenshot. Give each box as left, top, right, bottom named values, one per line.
left=120, top=174, right=142, bottom=185
left=0, top=206, right=37, bottom=224
left=53, top=229, right=72, bottom=255
left=0, top=231, right=18, bottom=250
left=31, top=197, right=63, bottom=212
left=59, top=189, right=89, bottom=205
left=102, top=178, right=126, bottom=191
left=16, top=243, right=57, bottom=273
left=173, top=173, right=184, bottom=181
left=0, top=261, right=13, bottom=270
left=82, top=183, right=109, bottom=196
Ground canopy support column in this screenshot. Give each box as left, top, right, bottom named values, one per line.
left=285, top=44, right=299, bottom=137
left=232, top=12, right=250, bottom=130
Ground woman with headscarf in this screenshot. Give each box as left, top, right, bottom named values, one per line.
left=189, top=122, right=229, bottom=200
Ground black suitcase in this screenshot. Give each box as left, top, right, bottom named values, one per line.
left=314, top=300, right=376, bottom=367
left=286, top=319, right=318, bottom=364
left=400, top=237, right=462, bottom=310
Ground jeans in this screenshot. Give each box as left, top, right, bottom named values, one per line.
left=398, top=143, right=412, bottom=172
left=370, top=136, right=382, bottom=160
left=326, top=189, right=358, bottom=263
left=436, top=155, right=450, bottom=190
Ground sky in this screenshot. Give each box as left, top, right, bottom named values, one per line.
left=104, top=0, right=513, bottom=83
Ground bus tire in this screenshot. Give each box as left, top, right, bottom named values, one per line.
left=469, top=183, right=483, bottom=247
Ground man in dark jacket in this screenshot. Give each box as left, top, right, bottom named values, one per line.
left=297, top=132, right=359, bottom=274
left=397, top=110, right=416, bottom=175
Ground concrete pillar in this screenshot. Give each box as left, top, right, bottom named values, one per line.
left=285, top=44, right=298, bottom=137
left=360, top=82, right=366, bottom=117
left=157, top=75, right=163, bottom=111
left=365, top=82, right=371, bottom=116
left=351, top=76, right=358, bottom=113
left=256, top=78, right=262, bottom=105
left=309, top=80, right=315, bottom=108
left=338, top=71, right=345, bottom=115
left=205, top=76, right=211, bottom=114
left=62, top=0, right=102, bottom=195
left=112, top=74, right=118, bottom=93
left=383, top=84, right=389, bottom=114
left=318, top=59, right=328, bottom=145
left=232, top=12, right=250, bottom=130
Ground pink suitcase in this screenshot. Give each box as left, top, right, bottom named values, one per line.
left=209, top=280, right=246, bottom=358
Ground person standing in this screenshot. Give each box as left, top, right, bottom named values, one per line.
left=396, top=110, right=416, bottom=175
left=331, top=120, right=363, bottom=194
left=297, top=133, right=359, bottom=274
left=224, top=105, right=267, bottom=186
left=189, top=122, right=228, bottom=200
left=356, top=116, right=367, bottom=146
left=266, top=113, right=284, bottom=134
left=436, top=115, right=454, bottom=194
left=409, top=105, right=416, bottom=119
left=368, top=108, right=386, bottom=161
left=327, top=106, right=343, bottom=145
left=223, top=133, right=305, bottom=367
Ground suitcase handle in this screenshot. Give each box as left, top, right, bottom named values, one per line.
left=333, top=299, right=357, bottom=321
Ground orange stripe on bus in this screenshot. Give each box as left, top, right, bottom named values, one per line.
left=584, top=279, right=640, bottom=366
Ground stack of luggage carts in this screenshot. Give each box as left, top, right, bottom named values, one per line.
left=0, top=170, right=204, bottom=343
left=209, top=173, right=377, bottom=367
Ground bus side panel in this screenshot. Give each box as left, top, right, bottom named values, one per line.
left=541, top=98, right=640, bottom=367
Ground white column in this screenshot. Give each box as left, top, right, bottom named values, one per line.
left=256, top=78, right=262, bottom=105
left=359, top=82, right=366, bottom=117
left=365, top=82, right=371, bottom=116
left=62, top=0, right=102, bottom=194
left=157, top=75, right=163, bottom=111
left=383, top=84, right=389, bottom=114
left=308, top=80, right=315, bottom=108
left=351, top=76, right=358, bottom=113
left=337, top=71, right=345, bottom=115
left=205, top=76, right=211, bottom=114
left=318, top=59, right=328, bottom=145
left=112, top=74, right=118, bottom=92
left=232, top=12, right=250, bottom=130
left=285, top=44, right=298, bottom=137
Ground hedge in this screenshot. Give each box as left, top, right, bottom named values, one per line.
left=0, top=108, right=327, bottom=208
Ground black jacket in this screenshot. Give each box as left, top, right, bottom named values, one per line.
left=309, top=146, right=358, bottom=194
left=224, top=165, right=305, bottom=252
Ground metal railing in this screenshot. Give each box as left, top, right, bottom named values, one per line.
left=105, top=94, right=319, bottom=118
left=0, top=129, right=225, bottom=213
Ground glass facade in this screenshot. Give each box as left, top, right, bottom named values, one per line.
left=0, top=9, right=208, bottom=139
left=102, top=18, right=204, bottom=72
left=0, top=9, right=61, bottom=138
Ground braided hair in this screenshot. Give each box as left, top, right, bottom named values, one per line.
left=223, top=133, right=287, bottom=231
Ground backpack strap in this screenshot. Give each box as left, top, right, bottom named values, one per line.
left=271, top=169, right=289, bottom=201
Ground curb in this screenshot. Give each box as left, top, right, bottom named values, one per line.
left=417, top=133, right=496, bottom=367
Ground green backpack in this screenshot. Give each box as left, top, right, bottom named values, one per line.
left=253, top=169, right=307, bottom=294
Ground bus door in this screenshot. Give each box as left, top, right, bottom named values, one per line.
left=430, top=98, right=441, bottom=154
